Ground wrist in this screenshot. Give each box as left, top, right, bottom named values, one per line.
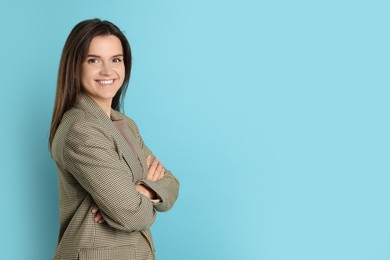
left=136, top=183, right=157, bottom=200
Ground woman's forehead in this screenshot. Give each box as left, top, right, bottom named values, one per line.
left=88, top=35, right=123, bottom=55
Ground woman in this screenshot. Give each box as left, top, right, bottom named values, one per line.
left=49, top=19, right=179, bottom=260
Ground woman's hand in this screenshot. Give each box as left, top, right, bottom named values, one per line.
left=92, top=205, right=105, bottom=223
left=135, top=183, right=155, bottom=200
left=135, top=155, right=165, bottom=200
left=146, top=155, right=165, bottom=182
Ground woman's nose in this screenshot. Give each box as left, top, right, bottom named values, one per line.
left=100, top=62, right=113, bottom=75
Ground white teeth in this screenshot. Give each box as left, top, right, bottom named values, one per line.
left=99, top=80, right=114, bottom=85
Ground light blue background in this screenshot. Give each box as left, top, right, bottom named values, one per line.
left=1, top=0, right=389, bottom=259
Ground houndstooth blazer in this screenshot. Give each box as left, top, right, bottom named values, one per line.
left=51, top=94, right=179, bottom=260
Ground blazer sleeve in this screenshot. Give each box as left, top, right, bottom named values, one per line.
left=125, top=117, right=180, bottom=212
left=64, top=120, right=156, bottom=232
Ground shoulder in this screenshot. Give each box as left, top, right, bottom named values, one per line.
left=59, top=108, right=100, bottom=132
left=51, top=108, right=93, bottom=165
left=54, top=108, right=111, bottom=146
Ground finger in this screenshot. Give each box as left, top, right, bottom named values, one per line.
left=155, top=162, right=163, bottom=174
left=154, top=166, right=165, bottom=181
left=98, top=214, right=105, bottom=223
left=147, top=158, right=160, bottom=180
left=151, top=162, right=163, bottom=181
left=146, top=155, right=152, bottom=167
left=155, top=168, right=165, bottom=181
left=150, top=157, right=159, bottom=171
left=94, top=213, right=105, bottom=223
left=159, top=168, right=165, bottom=180
left=91, top=205, right=99, bottom=214
left=153, top=166, right=164, bottom=181
left=94, top=213, right=102, bottom=222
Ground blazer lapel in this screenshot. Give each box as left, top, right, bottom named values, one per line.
left=115, top=115, right=148, bottom=175
left=74, top=94, right=145, bottom=181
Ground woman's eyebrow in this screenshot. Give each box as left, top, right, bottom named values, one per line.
left=87, top=54, right=124, bottom=58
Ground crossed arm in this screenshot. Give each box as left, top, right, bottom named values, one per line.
left=64, top=118, right=180, bottom=232
left=67, top=117, right=179, bottom=226
left=92, top=155, right=165, bottom=223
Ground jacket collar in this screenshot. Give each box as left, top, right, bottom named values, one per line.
left=74, top=94, right=124, bottom=122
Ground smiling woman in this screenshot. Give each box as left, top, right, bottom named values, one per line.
left=49, top=19, right=179, bottom=260
left=81, top=35, right=125, bottom=116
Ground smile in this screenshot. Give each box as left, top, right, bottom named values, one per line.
left=97, top=79, right=114, bottom=85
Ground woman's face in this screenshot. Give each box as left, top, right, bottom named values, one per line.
left=81, top=35, right=125, bottom=108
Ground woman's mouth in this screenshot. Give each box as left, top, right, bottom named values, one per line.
left=97, top=79, right=114, bottom=85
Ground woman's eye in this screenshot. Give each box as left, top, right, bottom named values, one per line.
left=87, top=58, right=99, bottom=64
left=113, top=58, right=122, bottom=63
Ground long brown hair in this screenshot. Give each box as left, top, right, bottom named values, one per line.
left=49, top=19, right=132, bottom=147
